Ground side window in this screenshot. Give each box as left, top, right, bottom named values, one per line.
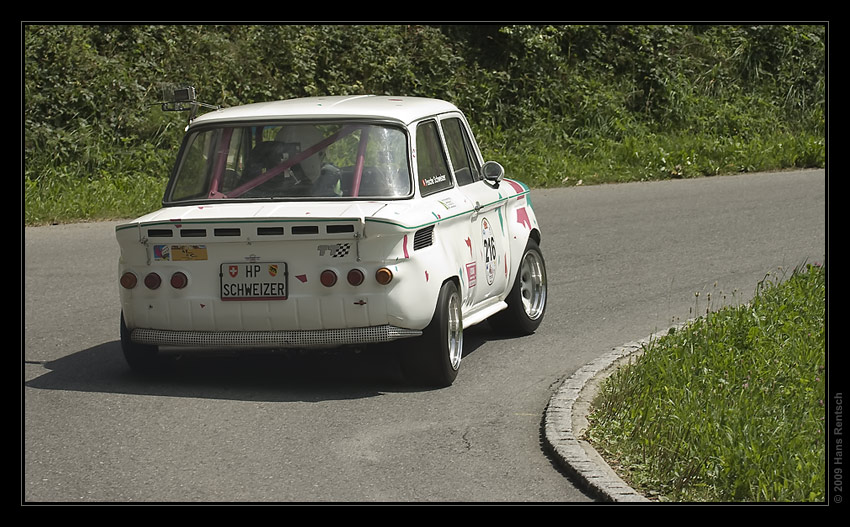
left=441, top=117, right=481, bottom=186
left=416, top=120, right=453, bottom=196
left=169, top=128, right=220, bottom=201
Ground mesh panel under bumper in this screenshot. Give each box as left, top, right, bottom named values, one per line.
left=131, top=325, right=422, bottom=349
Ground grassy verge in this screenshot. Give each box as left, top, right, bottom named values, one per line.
left=586, top=263, right=826, bottom=502
left=478, top=121, right=824, bottom=187
left=24, top=170, right=166, bottom=225
left=24, top=145, right=173, bottom=225
left=23, top=126, right=824, bottom=226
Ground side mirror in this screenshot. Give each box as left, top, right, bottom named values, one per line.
left=161, top=85, right=198, bottom=112
left=171, top=86, right=197, bottom=104
left=160, top=85, right=220, bottom=124
left=482, top=161, right=505, bottom=187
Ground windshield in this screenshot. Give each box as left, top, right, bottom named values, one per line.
left=165, top=122, right=412, bottom=202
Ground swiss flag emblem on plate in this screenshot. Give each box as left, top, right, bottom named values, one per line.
left=228, top=265, right=238, bottom=278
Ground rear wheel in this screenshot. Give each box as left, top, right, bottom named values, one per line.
left=491, top=239, right=547, bottom=335
left=401, top=280, right=463, bottom=387
left=120, top=312, right=168, bottom=374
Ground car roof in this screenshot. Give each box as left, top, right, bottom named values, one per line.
left=190, top=95, right=462, bottom=127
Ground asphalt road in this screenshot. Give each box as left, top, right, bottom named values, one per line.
left=23, top=169, right=826, bottom=503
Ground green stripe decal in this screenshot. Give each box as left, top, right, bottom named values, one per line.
left=115, top=188, right=530, bottom=233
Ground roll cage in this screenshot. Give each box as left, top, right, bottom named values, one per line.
left=163, top=121, right=413, bottom=204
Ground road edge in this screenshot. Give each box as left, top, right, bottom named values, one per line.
left=542, top=323, right=688, bottom=503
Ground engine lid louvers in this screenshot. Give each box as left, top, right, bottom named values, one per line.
left=139, top=221, right=361, bottom=241
left=213, top=228, right=241, bottom=237
left=147, top=229, right=173, bottom=238
left=180, top=228, right=207, bottom=238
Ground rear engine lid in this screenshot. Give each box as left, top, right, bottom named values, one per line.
left=116, top=201, right=387, bottom=242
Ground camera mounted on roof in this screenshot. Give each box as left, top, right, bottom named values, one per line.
left=161, top=85, right=221, bottom=124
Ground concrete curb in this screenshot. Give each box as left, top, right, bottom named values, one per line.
left=543, top=324, right=687, bottom=502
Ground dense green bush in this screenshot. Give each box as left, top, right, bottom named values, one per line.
left=24, top=24, right=825, bottom=224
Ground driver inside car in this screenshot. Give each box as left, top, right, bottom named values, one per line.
left=241, top=125, right=327, bottom=197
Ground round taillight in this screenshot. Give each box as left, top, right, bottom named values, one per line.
left=170, top=271, right=188, bottom=289
left=320, top=269, right=338, bottom=287
left=120, top=272, right=137, bottom=289
left=375, top=267, right=393, bottom=285
left=347, top=268, right=365, bottom=286
left=144, top=272, right=162, bottom=290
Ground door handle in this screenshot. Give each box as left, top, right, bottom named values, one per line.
left=471, top=201, right=482, bottom=220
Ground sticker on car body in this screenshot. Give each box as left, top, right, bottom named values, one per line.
left=317, top=243, right=351, bottom=257
left=481, top=218, right=497, bottom=286
left=465, top=262, right=477, bottom=288
left=153, top=244, right=208, bottom=261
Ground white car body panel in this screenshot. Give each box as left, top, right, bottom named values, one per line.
left=116, top=95, right=542, bottom=354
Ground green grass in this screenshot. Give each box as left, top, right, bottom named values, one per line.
left=586, top=263, right=826, bottom=502
left=24, top=170, right=166, bottom=225
left=24, top=142, right=173, bottom=225
left=478, top=122, right=824, bottom=188
left=23, top=125, right=825, bottom=226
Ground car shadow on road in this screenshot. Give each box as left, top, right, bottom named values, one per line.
left=25, top=325, right=496, bottom=403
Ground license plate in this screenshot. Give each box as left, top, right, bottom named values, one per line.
left=221, top=262, right=287, bottom=301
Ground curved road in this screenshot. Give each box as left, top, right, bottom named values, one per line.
left=24, top=169, right=826, bottom=502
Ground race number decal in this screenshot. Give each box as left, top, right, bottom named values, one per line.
left=481, top=217, right=497, bottom=286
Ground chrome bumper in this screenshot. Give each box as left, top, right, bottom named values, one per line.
left=130, top=325, right=422, bottom=349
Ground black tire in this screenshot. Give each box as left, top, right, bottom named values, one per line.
left=120, top=312, right=167, bottom=375
left=490, top=239, right=547, bottom=335
left=401, top=280, right=463, bottom=387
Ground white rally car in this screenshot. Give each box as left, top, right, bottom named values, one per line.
left=116, top=93, right=547, bottom=386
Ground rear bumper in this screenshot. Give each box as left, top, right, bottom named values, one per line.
left=131, top=324, right=422, bottom=349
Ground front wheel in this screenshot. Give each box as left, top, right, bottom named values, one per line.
left=401, top=280, right=463, bottom=387
left=491, top=239, right=547, bottom=335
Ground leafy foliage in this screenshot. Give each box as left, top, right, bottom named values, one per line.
left=23, top=24, right=825, bottom=224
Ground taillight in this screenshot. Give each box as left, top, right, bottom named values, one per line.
left=375, top=267, right=393, bottom=285
left=170, top=271, right=188, bottom=289
left=144, top=272, right=162, bottom=290
left=347, top=268, right=365, bottom=286
left=320, top=269, right=338, bottom=287
left=120, top=272, right=137, bottom=289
